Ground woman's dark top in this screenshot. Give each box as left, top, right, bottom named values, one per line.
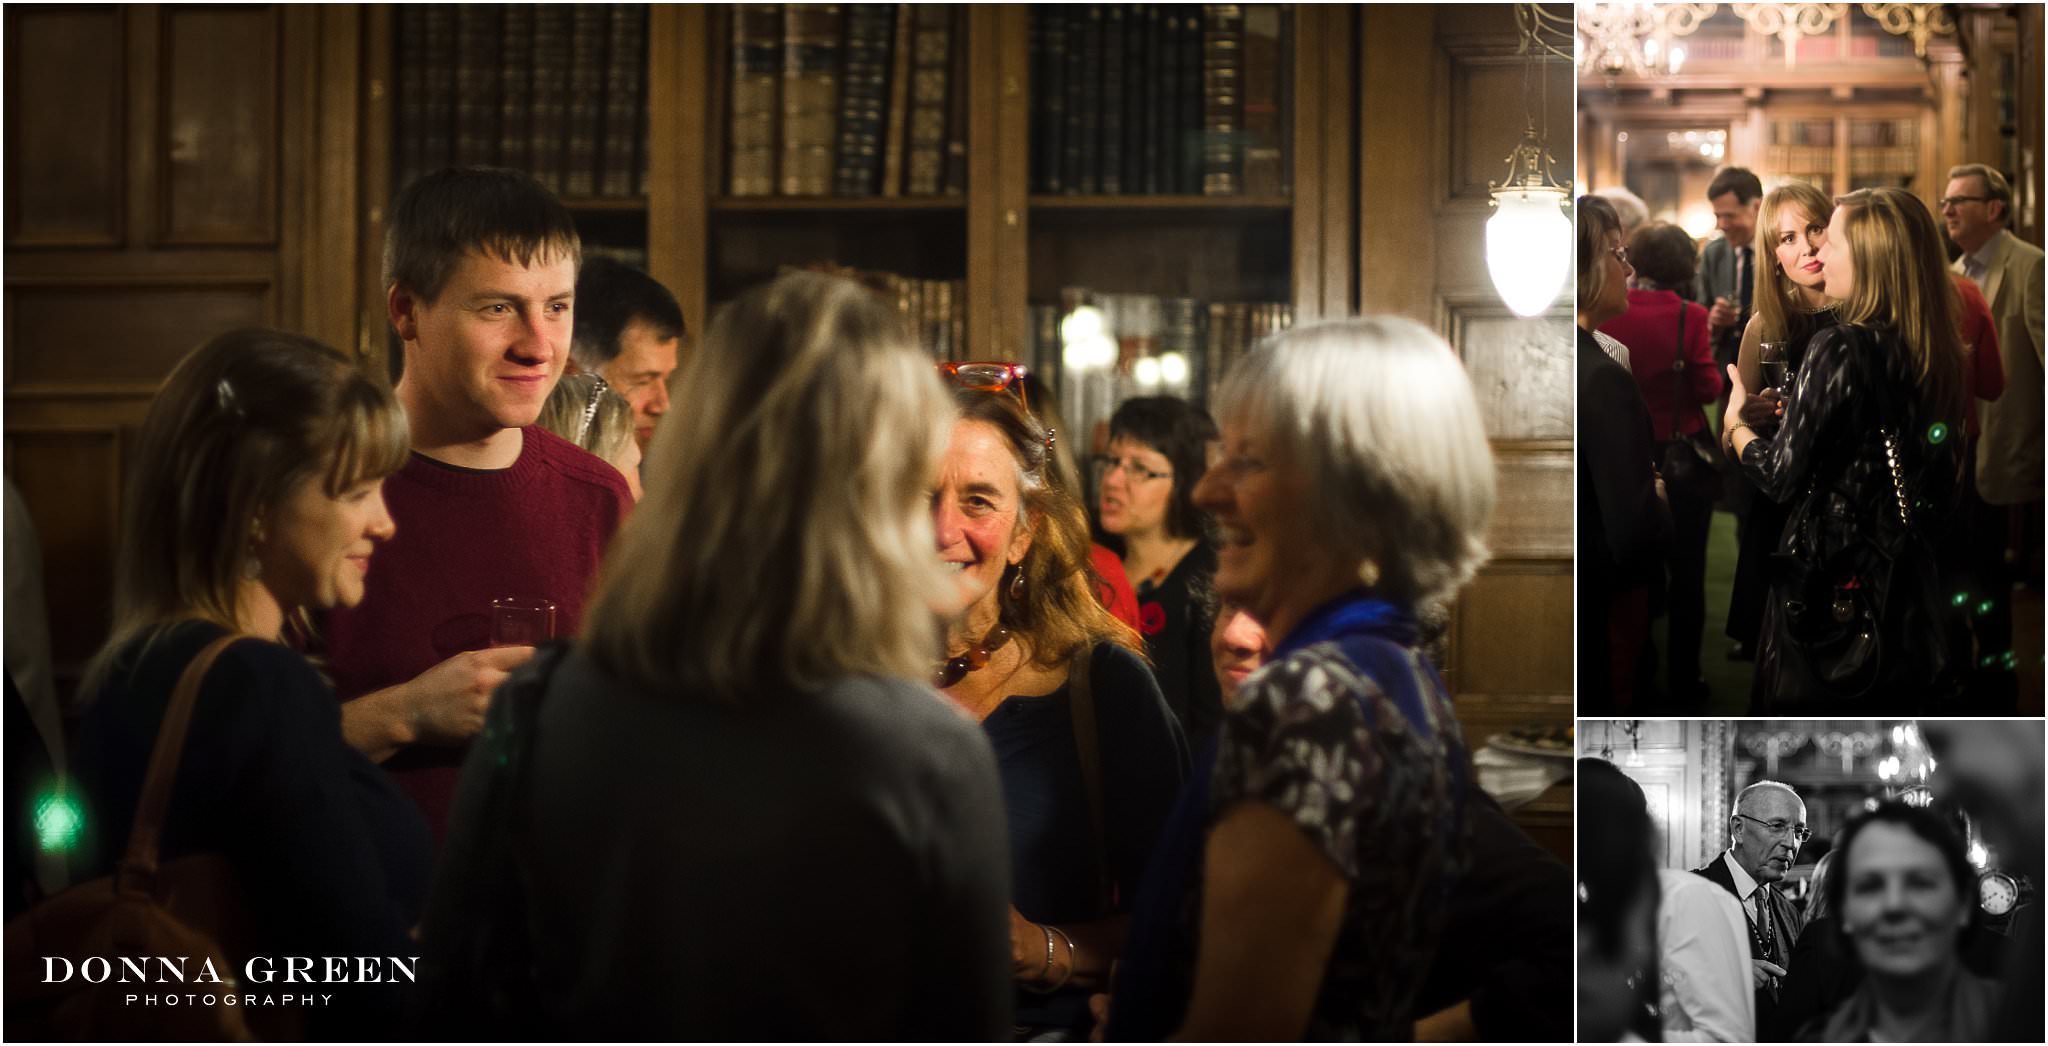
left=1778, top=915, right=1858, bottom=1039
left=1727, top=308, right=1836, bottom=652
left=70, top=620, right=431, bottom=1038
left=1131, top=541, right=1223, bottom=750
left=1110, top=592, right=1471, bottom=1042
left=1738, top=323, right=1966, bottom=703
left=984, top=641, right=1189, bottom=1034
left=1577, top=325, right=1672, bottom=710
left=433, top=649, right=1015, bottom=1041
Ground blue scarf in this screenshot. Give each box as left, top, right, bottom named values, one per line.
left=1106, top=590, right=1438, bottom=1040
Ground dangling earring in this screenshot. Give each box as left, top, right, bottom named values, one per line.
left=244, top=519, right=266, bottom=581
left=1360, top=559, right=1381, bottom=588
left=1009, top=566, right=1026, bottom=601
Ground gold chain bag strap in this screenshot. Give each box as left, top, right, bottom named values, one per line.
left=4, top=632, right=287, bottom=1041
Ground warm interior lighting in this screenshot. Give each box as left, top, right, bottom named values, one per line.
left=1487, top=185, right=1572, bottom=317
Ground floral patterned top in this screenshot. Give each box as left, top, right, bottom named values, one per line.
left=1107, top=593, right=1472, bottom=1042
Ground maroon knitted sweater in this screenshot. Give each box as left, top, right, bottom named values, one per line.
left=323, top=426, right=632, bottom=839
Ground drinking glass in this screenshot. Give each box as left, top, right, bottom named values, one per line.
left=489, top=596, right=556, bottom=647
left=1759, top=342, right=1790, bottom=394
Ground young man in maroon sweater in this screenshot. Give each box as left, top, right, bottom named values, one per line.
left=323, top=168, right=635, bottom=840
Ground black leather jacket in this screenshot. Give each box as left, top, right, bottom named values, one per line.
left=1739, top=323, right=1967, bottom=704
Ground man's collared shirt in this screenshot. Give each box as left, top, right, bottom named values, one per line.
left=1963, top=229, right=2008, bottom=286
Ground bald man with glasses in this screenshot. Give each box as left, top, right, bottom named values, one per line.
left=1693, top=780, right=1809, bottom=1041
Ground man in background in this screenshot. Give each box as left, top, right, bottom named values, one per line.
left=1944, top=163, right=2044, bottom=706
left=569, top=255, right=684, bottom=452
left=1693, top=779, right=1807, bottom=1041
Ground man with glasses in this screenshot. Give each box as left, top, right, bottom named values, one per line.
left=1944, top=164, right=2044, bottom=704
left=1693, top=779, right=1808, bottom=1040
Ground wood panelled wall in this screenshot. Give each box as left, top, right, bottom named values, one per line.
left=1360, top=6, right=1576, bottom=858
left=3, top=4, right=362, bottom=692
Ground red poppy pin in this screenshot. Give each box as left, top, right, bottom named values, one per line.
left=1138, top=602, right=1166, bottom=636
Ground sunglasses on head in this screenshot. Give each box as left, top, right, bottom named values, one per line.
left=936, top=361, right=1054, bottom=449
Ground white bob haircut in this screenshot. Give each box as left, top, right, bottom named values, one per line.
left=1213, top=316, right=1497, bottom=611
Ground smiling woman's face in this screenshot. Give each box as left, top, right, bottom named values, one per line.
left=931, top=419, right=1032, bottom=617
left=1840, top=822, right=1970, bottom=981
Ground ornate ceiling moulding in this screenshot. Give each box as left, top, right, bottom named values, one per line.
left=1732, top=3, right=1848, bottom=68
left=1860, top=2, right=1957, bottom=58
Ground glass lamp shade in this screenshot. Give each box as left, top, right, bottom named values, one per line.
left=1486, top=187, right=1572, bottom=317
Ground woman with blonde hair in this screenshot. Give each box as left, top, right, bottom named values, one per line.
left=421, top=272, right=1013, bottom=1039
left=929, top=374, right=1187, bottom=1039
left=1107, top=317, right=1491, bottom=1040
left=535, top=372, right=643, bottom=500
left=1724, top=180, right=1839, bottom=668
left=1723, top=187, right=1969, bottom=705
left=68, top=328, right=426, bottom=1038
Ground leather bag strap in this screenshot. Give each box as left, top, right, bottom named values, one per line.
left=1670, top=304, right=1689, bottom=441
left=1068, top=646, right=1111, bottom=910
left=119, top=632, right=243, bottom=884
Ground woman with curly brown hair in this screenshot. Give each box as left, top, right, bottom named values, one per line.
left=933, top=383, right=1189, bottom=1040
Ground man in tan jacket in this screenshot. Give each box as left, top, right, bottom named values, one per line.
left=1946, top=163, right=2044, bottom=700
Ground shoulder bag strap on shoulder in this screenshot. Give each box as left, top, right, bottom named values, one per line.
left=1068, top=645, right=1111, bottom=910
left=1670, top=302, right=1688, bottom=441
left=119, top=632, right=245, bottom=886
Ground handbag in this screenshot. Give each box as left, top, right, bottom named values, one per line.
left=3, top=632, right=285, bottom=1042
left=1656, top=303, right=1724, bottom=493
left=1768, top=331, right=1952, bottom=701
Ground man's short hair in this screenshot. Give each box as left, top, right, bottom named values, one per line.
left=1707, top=167, right=1764, bottom=205
left=382, top=167, right=581, bottom=304
left=1947, top=163, right=2014, bottom=222
left=570, top=256, right=687, bottom=370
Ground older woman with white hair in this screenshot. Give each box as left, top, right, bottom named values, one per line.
left=419, top=272, right=1014, bottom=1039
left=1102, top=317, right=1494, bottom=1041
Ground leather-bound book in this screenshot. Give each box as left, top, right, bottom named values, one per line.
left=728, top=4, right=783, bottom=197
left=563, top=3, right=609, bottom=197
left=780, top=4, right=842, bottom=196
left=1240, top=4, right=1282, bottom=197
left=419, top=4, right=456, bottom=173
left=498, top=4, right=533, bottom=175
left=600, top=4, right=648, bottom=197
left=904, top=4, right=951, bottom=196
left=1200, top=4, right=1242, bottom=195
left=528, top=4, right=573, bottom=194
left=833, top=4, right=894, bottom=196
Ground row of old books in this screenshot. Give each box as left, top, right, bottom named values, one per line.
left=726, top=5, right=968, bottom=198
left=1030, top=5, right=1289, bottom=197
left=784, top=263, right=968, bottom=360
left=1028, top=291, right=1292, bottom=456
left=393, top=5, right=649, bottom=199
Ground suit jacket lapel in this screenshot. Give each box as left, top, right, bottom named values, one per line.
left=1982, top=233, right=2009, bottom=307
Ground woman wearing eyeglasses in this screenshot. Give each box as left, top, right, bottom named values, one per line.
left=1577, top=193, right=1671, bottom=711
left=932, top=384, right=1189, bottom=1040
left=1097, top=396, right=1224, bottom=748
left=1723, top=187, right=1969, bottom=707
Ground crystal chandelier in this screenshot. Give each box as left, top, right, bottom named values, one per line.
left=1577, top=2, right=1718, bottom=79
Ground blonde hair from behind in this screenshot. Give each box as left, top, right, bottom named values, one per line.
left=580, top=272, right=958, bottom=699
left=1751, top=181, right=1836, bottom=344
left=1830, top=188, right=1967, bottom=423
left=1214, top=317, right=1497, bottom=612
left=84, top=328, right=410, bottom=696
left=537, top=372, right=635, bottom=467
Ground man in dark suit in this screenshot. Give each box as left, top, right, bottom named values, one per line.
left=1693, top=780, right=1809, bottom=1040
